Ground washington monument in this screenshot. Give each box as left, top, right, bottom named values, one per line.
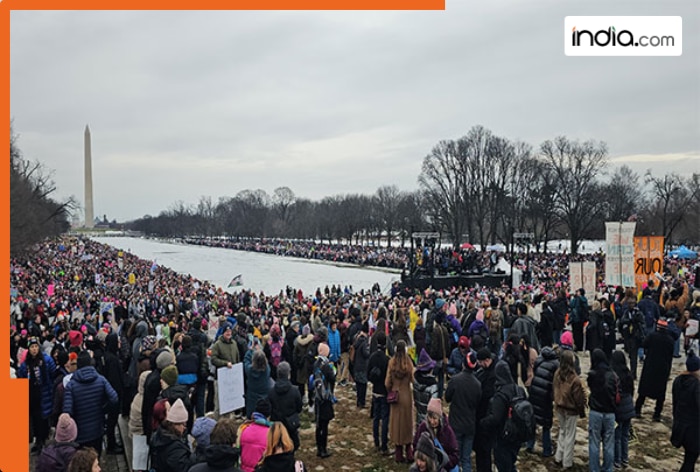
left=84, top=125, right=94, bottom=228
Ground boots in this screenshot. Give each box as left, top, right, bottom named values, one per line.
left=405, top=443, right=414, bottom=462
left=395, top=445, right=405, bottom=463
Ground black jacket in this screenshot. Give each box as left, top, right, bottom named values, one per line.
left=188, top=444, right=243, bottom=472
left=475, top=356, right=497, bottom=421
left=587, top=362, right=619, bottom=414
left=150, top=427, right=196, bottom=472
left=367, top=349, right=390, bottom=396
left=671, top=373, right=700, bottom=452
left=529, top=347, right=559, bottom=428
left=445, top=368, right=482, bottom=437
left=480, top=361, right=520, bottom=443
left=254, top=451, right=300, bottom=472
left=268, top=377, right=303, bottom=441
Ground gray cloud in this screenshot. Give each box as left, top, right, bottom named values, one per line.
left=10, top=2, right=699, bottom=222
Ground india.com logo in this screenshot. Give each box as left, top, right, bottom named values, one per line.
left=571, top=26, right=675, bottom=48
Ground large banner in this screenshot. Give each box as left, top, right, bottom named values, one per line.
left=634, top=236, right=664, bottom=291
left=605, top=222, right=637, bottom=287
left=569, top=261, right=596, bottom=303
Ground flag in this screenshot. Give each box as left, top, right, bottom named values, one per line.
left=228, top=274, right=243, bottom=288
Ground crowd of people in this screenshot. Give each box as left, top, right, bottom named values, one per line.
left=10, top=235, right=700, bottom=472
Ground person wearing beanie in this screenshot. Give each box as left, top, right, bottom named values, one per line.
left=410, top=431, right=445, bottom=472
left=635, top=314, right=675, bottom=421
left=447, top=336, right=470, bottom=377
left=558, top=330, right=581, bottom=375
left=352, top=325, right=371, bottom=409
left=189, top=418, right=243, bottom=472
left=445, top=348, right=482, bottom=471
left=413, top=348, right=438, bottom=428
left=413, top=397, right=459, bottom=471
left=672, top=350, right=700, bottom=472
left=19, top=335, right=57, bottom=455
left=63, top=347, right=118, bottom=456
left=150, top=398, right=195, bottom=472
left=474, top=347, right=498, bottom=472
left=312, top=339, right=337, bottom=459
left=191, top=415, right=217, bottom=462
left=156, top=350, right=175, bottom=370
left=367, top=331, right=391, bottom=455
left=210, top=318, right=240, bottom=418
left=37, top=413, right=80, bottom=472
left=102, top=332, right=124, bottom=454
left=268, top=361, right=303, bottom=451
left=68, top=330, right=83, bottom=349
left=160, top=365, right=179, bottom=389
left=587, top=349, right=618, bottom=472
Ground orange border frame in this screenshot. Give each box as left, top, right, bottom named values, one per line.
left=3, top=1, right=444, bottom=470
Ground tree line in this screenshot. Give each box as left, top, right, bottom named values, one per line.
left=10, top=128, right=73, bottom=255
left=128, top=125, right=699, bottom=254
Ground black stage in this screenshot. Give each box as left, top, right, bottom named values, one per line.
left=400, top=272, right=511, bottom=291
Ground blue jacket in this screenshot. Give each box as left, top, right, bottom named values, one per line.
left=63, top=366, right=118, bottom=443
left=19, top=352, right=56, bottom=419
left=327, top=327, right=341, bottom=363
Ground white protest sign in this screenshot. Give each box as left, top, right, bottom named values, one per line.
left=132, top=434, right=149, bottom=471
left=217, top=363, right=245, bottom=415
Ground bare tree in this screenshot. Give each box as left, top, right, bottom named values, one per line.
left=374, top=185, right=402, bottom=245
left=539, top=136, right=608, bottom=255
left=645, top=172, right=700, bottom=246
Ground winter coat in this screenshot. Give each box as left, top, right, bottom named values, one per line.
left=268, top=378, right=302, bottom=446
left=18, top=352, right=56, bottom=418
left=587, top=361, right=618, bottom=414
left=367, top=349, right=390, bottom=396
left=254, top=451, right=300, bottom=472
left=510, top=315, right=540, bottom=351
left=445, top=368, right=481, bottom=437
left=142, top=367, right=165, bottom=438
left=150, top=427, right=196, bottom=472
left=529, top=347, right=559, bottom=428
left=386, top=358, right=415, bottom=445
left=413, top=326, right=427, bottom=359
left=613, top=365, right=636, bottom=423
left=475, top=357, right=497, bottom=422
left=446, top=348, right=465, bottom=377
left=239, top=420, right=270, bottom=472
left=128, top=320, right=149, bottom=384
left=537, top=306, right=556, bottom=347
left=63, top=366, right=118, bottom=443
left=293, top=335, right=314, bottom=385
left=327, top=328, right=341, bottom=363
left=210, top=337, right=240, bottom=370
left=188, top=444, right=243, bottom=472
left=352, top=333, right=371, bottom=384
left=553, top=371, right=586, bottom=417
left=671, top=372, right=700, bottom=452
left=313, top=357, right=336, bottom=422
left=479, top=361, right=521, bottom=444
left=36, top=441, right=80, bottom=472
left=177, top=348, right=201, bottom=385
left=413, top=416, right=460, bottom=470
left=244, top=350, right=271, bottom=419
left=101, top=334, right=124, bottom=402
left=413, top=370, right=438, bottom=427
left=129, top=370, right=151, bottom=437
left=637, top=330, right=674, bottom=400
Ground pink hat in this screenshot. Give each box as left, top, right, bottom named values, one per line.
left=427, top=397, right=442, bottom=415
left=476, top=309, right=484, bottom=322
left=318, top=343, right=330, bottom=358
left=560, top=331, right=574, bottom=347
left=55, top=413, right=78, bottom=442
left=69, top=330, right=83, bottom=347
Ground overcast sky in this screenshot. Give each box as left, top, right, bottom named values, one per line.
left=10, top=1, right=700, bottom=223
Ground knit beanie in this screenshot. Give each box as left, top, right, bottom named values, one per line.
left=55, top=413, right=78, bottom=442
left=166, top=398, right=188, bottom=424
left=156, top=351, right=174, bottom=370
left=68, top=330, right=83, bottom=347
left=160, top=365, right=178, bottom=387
left=427, top=397, right=442, bottom=416
left=192, top=416, right=217, bottom=448
left=255, top=398, right=272, bottom=418
left=687, top=352, right=700, bottom=373
left=141, top=335, right=157, bottom=352
left=560, top=330, right=574, bottom=348
left=318, top=343, right=330, bottom=358
left=302, top=325, right=311, bottom=336
left=416, top=431, right=436, bottom=460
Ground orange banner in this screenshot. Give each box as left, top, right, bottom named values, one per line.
left=634, top=236, right=664, bottom=292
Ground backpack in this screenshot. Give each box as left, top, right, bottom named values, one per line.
left=620, top=308, right=645, bottom=341
left=488, top=309, right=502, bottom=338
left=268, top=339, right=283, bottom=368
left=312, top=358, right=331, bottom=402
left=501, top=386, right=536, bottom=443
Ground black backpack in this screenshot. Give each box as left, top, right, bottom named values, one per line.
left=501, top=386, right=536, bottom=443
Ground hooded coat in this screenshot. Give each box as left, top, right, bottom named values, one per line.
left=188, top=444, right=243, bottom=472
left=18, top=351, right=56, bottom=418
left=254, top=451, right=299, bottom=472
left=293, top=334, right=314, bottom=386
left=244, top=350, right=271, bottom=419
left=671, top=372, right=700, bottom=452
left=479, top=361, right=521, bottom=442
left=268, top=377, right=303, bottom=449
left=129, top=370, right=151, bottom=436
left=63, top=365, right=118, bottom=443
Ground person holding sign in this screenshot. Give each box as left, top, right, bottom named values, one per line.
left=211, top=323, right=240, bottom=418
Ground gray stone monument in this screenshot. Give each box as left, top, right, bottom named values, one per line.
left=84, top=125, right=94, bottom=228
